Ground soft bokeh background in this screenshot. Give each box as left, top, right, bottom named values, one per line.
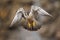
left=0, top=0, right=60, bottom=40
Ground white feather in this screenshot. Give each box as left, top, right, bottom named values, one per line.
left=32, top=5, right=52, bottom=17
left=10, top=8, right=23, bottom=27
left=38, top=7, right=52, bottom=17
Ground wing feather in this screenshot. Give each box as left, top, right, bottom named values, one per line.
left=10, top=8, right=23, bottom=27
left=37, top=7, right=52, bottom=17
left=32, top=6, right=52, bottom=17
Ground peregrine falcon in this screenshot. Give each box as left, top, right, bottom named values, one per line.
left=10, top=5, right=52, bottom=31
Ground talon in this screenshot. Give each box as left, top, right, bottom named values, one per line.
left=33, top=22, right=36, bottom=27
left=28, top=22, right=31, bottom=28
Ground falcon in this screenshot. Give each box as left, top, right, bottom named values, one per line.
left=10, top=5, right=52, bottom=31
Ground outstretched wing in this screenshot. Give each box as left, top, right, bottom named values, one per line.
left=32, top=6, right=52, bottom=17
left=10, top=8, right=24, bottom=27
left=31, top=6, right=53, bottom=25
left=38, top=7, right=52, bottom=17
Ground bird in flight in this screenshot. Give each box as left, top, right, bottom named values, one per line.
left=10, top=5, right=52, bottom=31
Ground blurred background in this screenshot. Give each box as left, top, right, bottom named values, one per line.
left=0, top=0, right=60, bottom=40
